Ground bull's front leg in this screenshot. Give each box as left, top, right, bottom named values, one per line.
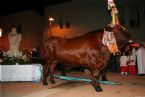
left=101, top=71, right=108, bottom=81
left=90, top=68, right=103, bottom=92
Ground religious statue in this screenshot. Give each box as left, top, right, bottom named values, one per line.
left=7, top=27, right=22, bottom=57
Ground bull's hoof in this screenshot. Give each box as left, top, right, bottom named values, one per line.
left=95, top=86, right=103, bottom=92
left=61, top=73, right=66, bottom=76
left=102, top=78, right=108, bottom=81
left=43, top=82, right=48, bottom=86
left=50, top=80, right=56, bottom=84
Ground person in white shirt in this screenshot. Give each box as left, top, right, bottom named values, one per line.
left=119, top=52, right=129, bottom=75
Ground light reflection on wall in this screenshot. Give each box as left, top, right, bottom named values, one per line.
left=0, top=28, right=2, bottom=37
left=47, top=23, right=88, bottom=38
left=0, top=35, right=9, bottom=51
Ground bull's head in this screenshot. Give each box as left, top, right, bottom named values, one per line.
left=104, top=24, right=132, bottom=49
left=112, top=25, right=132, bottom=49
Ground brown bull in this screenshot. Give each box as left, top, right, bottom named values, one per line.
left=43, top=25, right=131, bottom=92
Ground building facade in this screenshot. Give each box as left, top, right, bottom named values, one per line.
left=44, top=0, right=145, bottom=42
left=0, top=0, right=145, bottom=51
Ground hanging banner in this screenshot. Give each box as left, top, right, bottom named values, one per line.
left=108, top=0, right=119, bottom=26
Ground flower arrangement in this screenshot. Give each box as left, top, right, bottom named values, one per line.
left=1, top=51, right=29, bottom=65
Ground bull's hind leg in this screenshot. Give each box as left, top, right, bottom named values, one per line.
left=90, top=68, right=103, bottom=92
left=43, top=62, right=50, bottom=85
left=49, top=62, right=57, bottom=84
left=61, top=65, right=72, bottom=76
left=61, top=65, right=67, bottom=76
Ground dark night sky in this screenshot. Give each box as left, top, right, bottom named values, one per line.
left=0, top=0, right=70, bottom=16
left=0, top=0, right=145, bottom=16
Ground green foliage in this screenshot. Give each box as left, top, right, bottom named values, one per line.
left=1, top=55, right=29, bottom=65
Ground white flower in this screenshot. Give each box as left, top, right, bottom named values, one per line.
left=7, top=50, right=22, bottom=58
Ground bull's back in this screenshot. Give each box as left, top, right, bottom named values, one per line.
left=44, top=30, right=104, bottom=66
left=56, top=34, right=102, bottom=66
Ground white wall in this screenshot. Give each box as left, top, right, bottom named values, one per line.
left=118, top=0, right=145, bottom=42
left=44, top=0, right=145, bottom=42
left=0, top=10, right=44, bottom=51
left=44, top=0, right=110, bottom=38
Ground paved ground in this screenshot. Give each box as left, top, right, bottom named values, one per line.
left=1, top=72, right=145, bottom=97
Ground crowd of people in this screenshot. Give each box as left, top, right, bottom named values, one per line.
left=119, top=44, right=145, bottom=75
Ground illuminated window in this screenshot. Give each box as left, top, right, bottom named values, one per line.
left=129, top=5, right=140, bottom=27
left=59, top=17, right=64, bottom=29
left=66, top=16, right=70, bottom=28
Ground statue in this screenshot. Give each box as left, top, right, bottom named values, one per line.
left=7, top=27, right=22, bottom=57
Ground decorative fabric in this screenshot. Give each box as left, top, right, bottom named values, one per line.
left=120, top=66, right=128, bottom=72
left=128, top=55, right=137, bottom=75
left=119, top=55, right=129, bottom=66
left=128, top=55, right=136, bottom=66
left=102, top=29, right=119, bottom=54
left=0, top=64, right=42, bottom=82
left=108, top=0, right=119, bottom=25
left=128, top=65, right=137, bottom=75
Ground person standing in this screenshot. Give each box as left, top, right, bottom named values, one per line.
left=136, top=45, right=145, bottom=75
left=128, top=51, right=137, bottom=75
left=119, top=52, right=129, bottom=75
